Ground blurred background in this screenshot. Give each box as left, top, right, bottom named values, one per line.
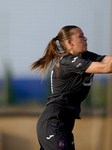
left=0, top=0, right=112, bottom=150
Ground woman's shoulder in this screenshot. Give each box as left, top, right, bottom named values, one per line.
left=61, top=53, right=80, bottom=64
left=61, top=53, right=83, bottom=65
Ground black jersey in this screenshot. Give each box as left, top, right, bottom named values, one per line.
left=47, top=51, right=105, bottom=115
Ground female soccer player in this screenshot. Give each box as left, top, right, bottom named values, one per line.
left=30, top=25, right=112, bottom=150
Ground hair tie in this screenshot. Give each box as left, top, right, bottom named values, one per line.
left=55, top=36, right=58, bottom=41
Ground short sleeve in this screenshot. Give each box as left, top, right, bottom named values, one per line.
left=61, top=55, right=92, bottom=75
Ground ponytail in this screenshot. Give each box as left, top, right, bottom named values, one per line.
left=30, top=37, right=66, bottom=79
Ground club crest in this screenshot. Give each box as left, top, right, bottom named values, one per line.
left=57, top=139, right=65, bottom=149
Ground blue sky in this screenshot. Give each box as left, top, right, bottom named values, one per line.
left=0, top=0, right=111, bottom=79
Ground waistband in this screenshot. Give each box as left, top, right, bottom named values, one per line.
left=47, top=102, right=81, bottom=119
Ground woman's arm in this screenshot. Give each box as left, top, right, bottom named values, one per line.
left=85, top=56, right=112, bottom=74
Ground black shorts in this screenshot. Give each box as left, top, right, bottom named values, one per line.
left=37, top=103, right=76, bottom=150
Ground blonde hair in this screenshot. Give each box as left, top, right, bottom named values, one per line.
left=30, top=25, right=78, bottom=79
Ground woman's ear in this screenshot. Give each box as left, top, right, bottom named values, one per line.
left=67, top=40, right=74, bottom=46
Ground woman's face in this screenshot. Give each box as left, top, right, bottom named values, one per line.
left=69, top=28, right=87, bottom=56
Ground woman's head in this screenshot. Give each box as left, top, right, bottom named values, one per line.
left=57, top=25, right=87, bottom=55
